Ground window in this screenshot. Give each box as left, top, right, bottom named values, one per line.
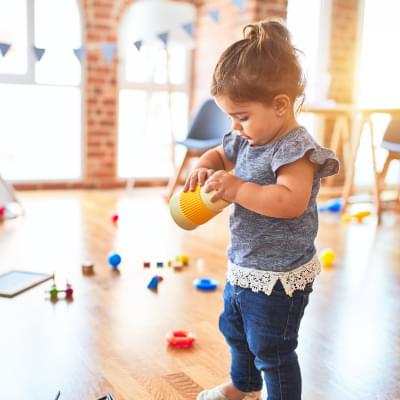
left=0, top=0, right=82, bottom=181
left=118, top=1, right=195, bottom=179
left=355, top=0, right=400, bottom=186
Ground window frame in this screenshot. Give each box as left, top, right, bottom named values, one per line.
left=0, top=0, right=85, bottom=182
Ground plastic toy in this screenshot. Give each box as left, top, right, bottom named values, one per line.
left=108, top=253, right=121, bottom=269
left=176, top=255, right=189, bottom=266
left=172, top=262, right=183, bottom=271
left=156, top=261, right=164, bottom=268
left=166, top=330, right=196, bottom=348
left=194, top=278, right=218, bottom=291
left=318, top=198, right=343, bottom=213
left=143, top=261, right=151, bottom=268
left=81, top=262, right=94, bottom=275
left=169, top=185, right=230, bottom=230
left=147, top=275, right=163, bottom=290
left=111, top=213, right=119, bottom=224
left=320, top=248, right=336, bottom=269
left=47, top=282, right=74, bottom=300
left=342, top=210, right=372, bottom=223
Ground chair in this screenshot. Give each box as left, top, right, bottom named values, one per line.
left=164, top=98, right=231, bottom=201
left=378, top=116, right=400, bottom=214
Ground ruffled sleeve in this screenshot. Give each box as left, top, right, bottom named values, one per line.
left=223, top=131, right=246, bottom=165
left=271, top=128, right=339, bottom=179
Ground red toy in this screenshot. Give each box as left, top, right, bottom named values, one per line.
left=166, top=330, right=196, bottom=348
left=111, top=213, right=119, bottom=224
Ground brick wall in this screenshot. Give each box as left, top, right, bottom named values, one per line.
left=17, top=0, right=358, bottom=189
left=328, top=0, right=360, bottom=103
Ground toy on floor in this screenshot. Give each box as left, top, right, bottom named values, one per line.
left=143, top=261, right=151, bottom=268
left=108, top=252, right=121, bottom=269
left=194, top=278, right=218, bottom=291
left=169, top=185, right=230, bottom=230
left=342, top=210, right=372, bottom=223
left=111, top=213, right=119, bottom=224
left=166, top=330, right=196, bottom=348
left=47, top=281, right=74, bottom=301
left=318, top=198, right=343, bottom=213
left=81, top=261, right=95, bottom=275
left=176, top=255, right=190, bottom=266
left=147, top=275, right=163, bottom=290
left=320, top=248, right=336, bottom=269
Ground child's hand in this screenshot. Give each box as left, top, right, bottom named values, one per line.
left=183, top=168, right=215, bottom=192
left=203, top=171, right=243, bottom=203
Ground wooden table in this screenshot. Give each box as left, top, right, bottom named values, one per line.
left=302, top=104, right=400, bottom=223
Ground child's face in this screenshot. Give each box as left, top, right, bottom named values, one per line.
left=215, top=95, right=288, bottom=146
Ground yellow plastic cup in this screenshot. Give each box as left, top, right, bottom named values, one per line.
left=169, top=185, right=230, bottom=230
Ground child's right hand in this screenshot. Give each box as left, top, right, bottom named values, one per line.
left=183, top=168, right=215, bottom=192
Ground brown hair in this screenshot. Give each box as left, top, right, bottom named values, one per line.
left=211, top=20, right=305, bottom=106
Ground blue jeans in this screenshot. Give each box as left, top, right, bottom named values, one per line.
left=219, top=281, right=312, bottom=400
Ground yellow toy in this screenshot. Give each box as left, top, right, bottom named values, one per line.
left=320, top=248, right=336, bottom=269
left=342, top=210, right=372, bottom=223
left=169, top=185, right=230, bottom=230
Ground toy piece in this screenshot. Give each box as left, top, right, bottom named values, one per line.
left=108, top=253, right=121, bottom=269
left=143, top=261, right=151, bottom=268
left=342, top=210, right=372, bottom=223
left=47, top=281, right=74, bottom=301
left=166, top=330, right=196, bottom=348
left=147, top=275, right=163, bottom=290
left=176, top=255, right=189, bottom=266
left=194, top=278, right=218, bottom=291
left=318, top=198, right=343, bottom=213
left=172, top=262, right=183, bottom=271
left=156, top=261, right=164, bottom=268
left=169, top=185, right=230, bottom=230
left=167, top=260, right=173, bottom=267
left=111, top=213, right=119, bottom=224
left=320, top=248, right=336, bottom=269
left=81, top=261, right=94, bottom=275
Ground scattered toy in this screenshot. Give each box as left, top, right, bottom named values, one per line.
left=108, top=252, right=121, bottom=269
left=166, top=330, right=196, bottom=348
left=194, top=278, right=218, bottom=291
left=342, top=210, right=371, bottom=223
left=81, top=261, right=94, bottom=275
left=320, top=248, right=336, bottom=269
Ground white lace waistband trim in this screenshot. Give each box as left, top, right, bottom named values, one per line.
left=226, top=255, right=321, bottom=297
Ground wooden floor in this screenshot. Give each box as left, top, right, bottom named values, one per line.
left=0, top=188, right=399, bottom=400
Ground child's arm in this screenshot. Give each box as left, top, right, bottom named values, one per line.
left=183, top=145, right=235, bottom=192
left=204, top=156, right=317, bottom=218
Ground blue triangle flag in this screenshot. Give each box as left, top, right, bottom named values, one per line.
left=100, top=43, right=117, bottom=64
left=33, top=46, right=46, bottom=61
left=73, top=47, right=85, bottom=63
left=133, top=40, right=143, bottom=51
left=0, top=42, right=11, bottom=57
left=182, top=22, right=194, bottom=38
left=208, top=9, right=220, bottom=24
left=232, top=0, right=246, bottom=11
left=157, top=32, right=169, bottom=47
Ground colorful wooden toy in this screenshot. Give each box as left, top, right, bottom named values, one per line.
left=81, top=261, right=94, bottom=275
left=320, top=248, right=336, bottom=269
left=166, top=330, right=196, bottom=348
left=176, top=255, right=190, bottom=266
left=194, top=278, right=218, bottom=291
left=318, top=198, right=343, bottom=213
left=108, top=252, right=121, bottom=269
left=342, top=210, right=372, bottom=223
left=111, top=213, right=119, bottom=224
left=156, top=261, right=164, bottom=268
left=47, top=282, right=74, bottom=300
left=147, top=275, right=163, bottom=290
left=143, top=261, right=151, bottom=268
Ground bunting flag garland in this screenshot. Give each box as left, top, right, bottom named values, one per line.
left=0, top=42, right=11, bottom=57
left=73, top=47, right=85, bottom=64
left=100, top=43, right=117, bottom=64
left=208, top=9, right=220, bottom=24
left=133, top=40, right=143, bottom=51
left=182, top=22, right=194, bottom=38
left=232, top=0, right=246, bottom=12
left=157, top=32, right=169, bottom=47
left=33, top=46, right=46, bottom=61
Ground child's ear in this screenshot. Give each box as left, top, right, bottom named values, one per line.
left=272, top=94, right=291, bottom=116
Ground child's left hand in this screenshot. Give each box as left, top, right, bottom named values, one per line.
left=203, top=171, right=243, bottom=203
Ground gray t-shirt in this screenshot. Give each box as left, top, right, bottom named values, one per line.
left=223, top=126, right=339, bottom=272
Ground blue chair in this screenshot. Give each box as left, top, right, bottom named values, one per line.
left=379, top=117, right=400, bottom=202
left=165, top=98, right=231, bottom=200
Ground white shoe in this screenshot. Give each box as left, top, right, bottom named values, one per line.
left=196, top=387, right=261, bottom=400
